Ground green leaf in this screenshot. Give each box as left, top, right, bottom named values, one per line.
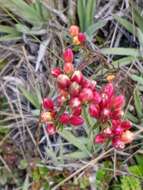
left=77, top=0, right=85, bottom=32
left=19, top=86, right=40, bottom=109
left=0, top=33, right=21, bottom=41
left=86, top=20, right=107, bottom=38
left=130, top=75, right=143, bottom=85
left=86, top=0, right=96, bottom=30
left=58, top=129, right=90, bottom=156
left=125, top=112, right=138, bottom=123
left=112, top=56, right=137, bottom=68
left=133, top=7, right=143, bottom=33
left=0, top=0, right=48, bottom=26
left=113, top=15, right=137, bottom=36
left=101, top=48, right=141, bottom=57
left=121, top=176, right=141, bottom=190
left=137, top=28, right=143, bottom=50
left=64, top=151, right=89, bottom=159
left=0, top=25, right=17, bottom=33
left=133, top=88, right=143, bottom=119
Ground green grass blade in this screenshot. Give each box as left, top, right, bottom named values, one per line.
left=0, top=25, right=18, bottom=33
left=134, top=88, right=143, bottom=119
left=101, top=48, right=141, bottom=57
left=85, top=0, right=96, bottom=30
left=0, top=33, right=21, bottom=41
left=113, top=15, right=137, bottom=37
left=130, top=75, right=143, bottom=85
left=19, top=86, right=40, bottom=109
left=86, top=20, right=107, bottom=38
left=0, top=0, right=45, bottom=25
left=77, top=0, right=85, bottom=32
left=112, top=56, right=137, bottom=68
left=58, top=129, right=90, bottom=156
left=133, top=7, right=143, bottom=33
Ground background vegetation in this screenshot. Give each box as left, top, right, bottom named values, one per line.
left=0, top=0, right=143, bottom=189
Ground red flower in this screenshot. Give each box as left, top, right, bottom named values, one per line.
left=59, top=113, right=70, bottom=124
left=94, top=133, right=106, bottom=144
left=79, top=88, right=94, bottom=103
left=112, top=125, right=124, bottom=135
left=69, top=81, right=81, bottom=97
left=43, top=98, right=54, bottom=111
left=121, top=120, right=132, bottom=130
left=46, top=124, right=56, bottom=135
left=72, top=106, right=82, bottom=116
left=69, top=25, right=79, bottom=37
left=89, top=104, right=100, bottom=118
left=70, top=115, right=84, bottom=126
left=112, top=95, right=125, bottom=108
left=78, top=32, right=86, bottom=43
left=57, top=95, right=66, bottom=106
left=69, top=97, right=81, bottom=109
left=92, top=91, right=102, bottom=104
left=71, top=70, right=83, bottom=84
left=103, top=127, right=112, bottom=137
left=103, top=83, right=114, bottom=97
left=57, top=74, right=71, bottom=89
left=64, top=62, right=74, bottom=75
left=51, top=67, right=62, bottom=77
left=112, top=138, right=125, bottom=149
left=63, top=48, right=74, bottom=63
left=100, top=108, right=110, bottom=122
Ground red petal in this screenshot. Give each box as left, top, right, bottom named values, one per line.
left=43, top=98, right=54, bottom=111
left=70, top=115, right=84, bottom=126
left=63, top=48, right=74, bottom=63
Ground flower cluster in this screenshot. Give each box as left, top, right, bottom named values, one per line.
left=41, top=48, right=134, bottom=149
left=69, top=25, right=86, bottom=45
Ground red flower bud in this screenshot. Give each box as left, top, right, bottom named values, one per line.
left=70, top=115, right=84, bottom=126
left=112, top=125, right=124, bottom=135
left=121, top=120, right=132, bottom=130
left=112, top=138, right=125, bottom=149
left=43, top=98, right=54, bottom=111
left=112, top=95, right=125, bottom=108
left=92, top=91, right=102, bottom=104
left=69, top=25, right=79, bottom=37
left=103, top=83, right=114, bottom=97
left=79, top=88, right=94, bottom=103
left=100, top=108, right=110, bottom=122
left=64, top=62, right=74, bottom=75
left=78, top=32, right=86, bottom=43
left=63, top=48, right=74, bottom=63
left=59, top=89, right=69, bottom=98
left=57, top=74, right=71, bottom=89
left=89, top=104, right=100, bottom=118
left=69, top=82, right=81, bottom=97
left=120, top=130, right=134, bottom=144
left=94, top=133, right=106, bottom=144
left=51, top=67, right=62, bottom=77
left=103, top=127, right=112, bottom=137
left=111, top=109, right=124, bottom=120
left=71, top=70, right=83, bottom=84
left=100, top=93, right=109, bottom=107
left=59, top=113, right=70, bottom=124
left=69, top=97, right=81, bottom=109
left=57, top=95, right=66, bottom=106
left=46, top=124, right=56, bottom=135
left=72, top=106, right=82, bottom=116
